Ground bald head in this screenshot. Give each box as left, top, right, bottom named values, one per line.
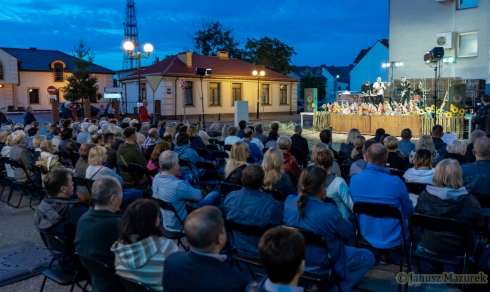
left=184, top=206, right=225, bottom=253
left=474, top=136, right=490, bottom=160
left=366, top=144, right=389, bottom=167
left=243, top=127, right=253, bottom=140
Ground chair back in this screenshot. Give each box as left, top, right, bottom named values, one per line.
left=220, top=182, right=242, bottom=197
left=40, top=232, right=69, bottom=254
left=389, top=169, right=405, bottom=180
left=405, top=182, right=428, bottom=195
left=86, top=178, right=95, bottom=192
left=227, top=221, right=270, bottom=237
left=409, top=214, right=465, bottom=234
left=212, top=151, right=228, bottom=167
left=77, top=253, right=115, bottom=280
left=116, top=275, right=153, bottom=292
left=73, top=176, right=88, bottom=191
left=224, top=144, right=232, bottom=151
left=194, top=147, right=209, bottom=159
left=209, top=138, right=220, bottom=145
left=263, top=188, right=287, bottom=203
left=8, top=158, right=34, bottom=182
left=282, top=226, right=329, bottom=251
left=206, top=144, right=219, bottom=151
left=153, top=198, right=186, bottom=226
left=262, top=147, right=269, bottom=154
left=129, top=163, right=152, bottom=185
left=353, top=202, right=403, bottom=220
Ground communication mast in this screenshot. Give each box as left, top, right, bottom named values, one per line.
left=122, top=0, right=140, bottom=69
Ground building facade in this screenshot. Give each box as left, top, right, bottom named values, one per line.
left=390, top=0, right=489, bottom=84
left=0, top=47, right=115, bottom=111
left=120, top=51, right=299, bottom=119
left=350, top=40, right=389, bottom=93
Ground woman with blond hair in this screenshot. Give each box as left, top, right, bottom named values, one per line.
left=147, top=141, right=173, bottom=180
left=187, top=125, right=207, bottom=149
left=277, top=136, right=301, bottom=179
left=310, top=143, right=341, bottom=175
left=415, top=159, right=482, bottom=257
left=340, top=128, right=361, bottom=157
left=9, top=130, right=34, bottom=182
left=262, top=148, right=297, bottom=196
left=408, top=135, right=440, bottom=164
left=312, top=148, right=352, bottom=219
left=198, top=130, right=211, bottom=145
left=438, top=140, right=467, bottom=165
left=35, top=140, right=66, bottom=185
left=343, top=135, right=365, bottom=165
left=89, top=133, right=104, bottom=146
left=224, top=142, right=249, bottom=185
left=2, top=134, right=15, bottom=178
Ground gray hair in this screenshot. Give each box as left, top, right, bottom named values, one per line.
left=446, top=140, right=467, bottom=156
left=277, top=136, right=292, bottom=151
left=101, top=123, right=113, bottom=134
left=0, top=130, right=8, bottom=140
left=141, top=122, right=150, bottom=130
left=113, top=126, right=123, bottom=138
left=81, top=122, right=90, bottom=132
left=87, top=125, right=98, bottom=135
left=1, top=125, right=11, bottom=134
left=294, top=125, right=302, bottom=133
left=159, top=150, right=178, bottom=171
left=91, top=176, right=122, bottom=206
left=25, top=106, right=32, bottom=112
left=71, top=122, right=80, bottom=131
left=470, top=130, right=486, bottom=144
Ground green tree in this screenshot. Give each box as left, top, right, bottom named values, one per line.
left=242, top=37, right=296, bottom=74
left=300, top=73, right=327, bottom=101
left=61, top=39, right=99, bottom=104
left=193, top=20, right=241, bottom=58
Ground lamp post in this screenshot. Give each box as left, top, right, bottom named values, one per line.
left=123, top=41, right=154, bottom=104
left=252, top=70, right=265, bottom=119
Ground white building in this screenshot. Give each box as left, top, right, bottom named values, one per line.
left=390, top=0, right=489, bottom=85
left=350, top=40, right=389, bottom=92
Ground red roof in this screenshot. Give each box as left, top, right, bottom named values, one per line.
left=121, top=54, right=299, bottom=82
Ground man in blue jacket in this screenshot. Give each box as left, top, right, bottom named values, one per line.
left=242, top=128, right=263, bottom=164
left=350, top=144, right=414, bottom=264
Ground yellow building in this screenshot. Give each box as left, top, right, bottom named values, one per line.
left=119, top=51, right=299, bottom=119
left=0, top=47, right=114, bottom=111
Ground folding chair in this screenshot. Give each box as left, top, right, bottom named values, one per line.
left=389, top=169, right=405, bottom=180
left=0, top=156, right=15, bottom=202
left=116, top=275, right=153, bottom=292
left=39, top=233, right=89, bottom=292
left=178, top=159, right=198, bottom=186
left=262, top=188, right=287, bottom=203
left=206, top=144, right=219, bottom=151
left=282, top=226, right=343, bottom=292
left=194, top=147, right=210, bottom=159
left=73, top=176, right=91, bottom=195
left=195, top=161, right=221, bottom=193
left=219, top=182, right=242, bottom=198
left=224, top=144, right=232, bottom=152
left=152, top=198, right=189, bottom=251
left=209, top=138, right=220, bottom=145
left=227, top=221, right=270, bottom=280
left=77, top=253, right=119, bottom=291
left=353, top=202, right=409, bottom=292
left=408, top=215, right=469, bottom=291
left=6, top=158, right=39, bottom=209
left=129, top=163, right=153, bottom=196
left=58, top=151, right=76, bottom=168
left=262, top=147, right=269, bottom=154
left=404, top=182, right=428, bottom=195
left=212, top=150, right=229, bottom=170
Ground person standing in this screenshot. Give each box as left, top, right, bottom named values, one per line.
left=372, top=77, right=385, bottom=104
left=474, top=94, right=490, bottom=135
left=60, top=101, right=74, bottom=120
left=398, top=77, right=411, bottom=105
left=23, top=106, right=37, bottom=126
left=139, top=100, right=150, bottom=123
left=71, top=104, right=78, bottom=121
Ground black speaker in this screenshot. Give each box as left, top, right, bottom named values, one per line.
left=445, top=84, right=466, bottom=111
left=430, top=47, right=444, bottom=62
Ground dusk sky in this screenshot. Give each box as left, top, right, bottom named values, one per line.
left=1, top=0, right=389, bottom=71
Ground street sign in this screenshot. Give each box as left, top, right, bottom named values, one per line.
left=180, top=78, right=186, bottom=90
left=146, top=76, right=162, bottom=92
left=47, top=86, right=57, bottom=94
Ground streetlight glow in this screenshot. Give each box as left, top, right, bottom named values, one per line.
left=252, top=70, right=258, bottom=76
left=123, top=41, right=134, bottom=52
left=143, top=43, right=154, bottom=54
left=259, top=70, right=265, bottom=76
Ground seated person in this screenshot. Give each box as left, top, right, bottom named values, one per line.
left=146, top=141, right=172, bottom=179
left=74, top=176, right=123, bottom=292
left=464, top=130, right=486, bottom=163
left=277, top=136, right=301, bottom=178
left=152, top=150, right=220, bottom=233
left=142, top=128, right=161, bottom=154
left=117, top=127, right=148, bottom=187
left=319, top=128, right=339, bottom=160
left=111, top=199, right=178, bottom=291
left=398, top=128, right=415, bottom=157
left=290, top=125, right=310, bottom=160
left=349, top=144, right=414, bottom=264
left=242, top=128, right=263, bottom=164
left=340, top=128, right=360, bottom=157
left=265, top=130, right=279, bottom=149
left=342, top=135, right=365, bottom=165
left=237, top=120, right=247, bottom=139
left=415, top=159, right=483, bottom=256
left=163, top=206, right=248, bottom=292
left=383, top=136, right=409, bottom=171
left=0, top=130, right=7, bottom=173
left=403, top=149, right=434, bottom=206
left=223, top=164, right=283, bottom=257
left=9, top=130, right=34, bottom=182
left=173, top=132, right=206, bottom=178
left=283, top=166, right=374, bottom=291
left=349, top=138, right=378, bottom=178
left=246, top=125, right=264, bottom=150
left=309, top=143, right=341, bottom=175
left=34, top=170, right=88, bottom=272
left=462, top=136, right=490, bottom=199
left=262, top=148, right=297, bottom=196
left=224, top=142, right=248, bottom=186
left=437, top=140, right=468, bottom=165
left=246, top=227, right=306, bottom=292
left=224, top=126, right=241, bottom=145
left=103, top=133, right=118, bottom=168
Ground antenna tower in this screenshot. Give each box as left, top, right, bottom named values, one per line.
left=122, top=0, right=140, bottom=69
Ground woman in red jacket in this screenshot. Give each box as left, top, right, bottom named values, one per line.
left=277, top=136, right=302, bottom=179
left=139, top=100, right=149, bottom=123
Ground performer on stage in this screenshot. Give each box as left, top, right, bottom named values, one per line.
left=372, top=77, right=385, bottom=104
left=361, top=81, right=372, bottom=103
left=413, top=83, right=424, bottom=95
left=398, top=77, right=411, bottom=105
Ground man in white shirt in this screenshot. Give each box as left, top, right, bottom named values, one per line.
left=224, top=126, right=241, bottom=145
left=372, top=77, right=385, bottom=105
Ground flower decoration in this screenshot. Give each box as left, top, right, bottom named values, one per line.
left=445, top=112, right=452, bottom=118
left=425, top=107, right=431, bottom=112
left=451, top=105, right=459, bottom=114
left=312, top=103, right=316, bottom=109
left=322, top=104, right=327, bottom=109
left=436, top=109, right=442, bottom=115
left=431, top=104, right=436, bottom=111
left=418, top=109, right=425, bottom=115
left=459, top=109, right=465, bottom=115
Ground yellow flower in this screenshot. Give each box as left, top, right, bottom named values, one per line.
left=431, top=105, right=436, bottom=110
left=418, top=109, right=425, bottom=115
left=322, top=104, right=327, bottom=109
left=451, top=106, right=458, bottom=114
left=312, top=103, right=316, bottom=108
left=425, top=107, right=431, bottom=112
left=436, top=109, right=441, bottom=115
left=459, top=109, right=466, bottom=115
left=445, top=112, right=452, bottom=118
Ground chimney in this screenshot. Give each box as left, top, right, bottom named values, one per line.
left=178, top=51, right=192, bottom=68
left=218, top=50, right=229, bottom=59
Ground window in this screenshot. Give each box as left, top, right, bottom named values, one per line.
left=0, top=61, right=4, bottom=80
left=28, top=88, right=39, bottom=104
left=262, top=84, right=271, bottom=105
left=280, top=84, right=288, bottom=104
left=185, top=81, right=194, bottom=105
left=232, top=83, right=242, bottom=104
left=458, top=0, right=478, bottom=9
left=53, top=62, right=64, bottom=82
left=458, top=32, right=478, bottom=57
left=209, top=82, right=221, bottom=106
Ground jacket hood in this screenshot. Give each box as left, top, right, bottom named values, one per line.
left=174, top=144, right=189, bottom=156
left=111, top=235, right=166, bottom=269
left=426, top=185, right=467, bottom=200
left=404, top=168, right=434, bottom=179
left=417, top=186, right=469, bottom=215
left=118, top=143, right=139, bottom=155
left=34, top=198, right=77, bottom=232
left=35, top=152, right=60, bottom=169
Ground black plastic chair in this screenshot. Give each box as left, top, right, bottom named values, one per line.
left=195, top=161, right=221, bottom=192
left=211, top=151, right=229, bottom=170
left=73, top=176, right=91, bottom=195
left=262, top=188, right=287, bottom=203
left=58, top=151, right=75, bottom=168
left=407, top=214, right=469, bottom=284
left=227, top=221, right=270, bottom=280
left=220, top=182, right=242, bottom=198
left=262, top=147, right=269, bottom=154
left=224, top=144, right=232, bottom=152
left=282, top=226, right=343, bottom=292
left=153, top=198, right=189, bottom=251
left=194, top=147, right=210, bottom=159
left=77, top=253, right=118, bottom=291
left=209, top=138, right=220, bottom=145
left=389, top=169, right=405, bottom=180
left=405, top=182, right=428, bottom=195
left=0, top=156, right=15, bottom=202
left=206, top=144, right=219, bottom=151
left=39, top=233, right=89, bottom=292
left=178, top=159, right=198, bottom=186
left=116, top=274, right=153, bottom=292
left=353, top=202, right=409, bottom=292
left=129, top=163, right=153, bottom=195
left=6, top=158, right=39, bottom=209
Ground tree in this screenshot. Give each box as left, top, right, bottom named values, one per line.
left=61, top=39, right=99, bottom=104
left=300, top=73, right=327, bottom=101
left=192, top=20, right=241, bottom=58
left=242, top=37, right=296, bottom=74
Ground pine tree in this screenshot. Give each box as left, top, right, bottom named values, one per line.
left=61, top=39, right=99, bottom=106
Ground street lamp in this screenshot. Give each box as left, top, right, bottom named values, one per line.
left=123, top=41, right=154, bottom=103
left=252, top=70, right=265, bottom=119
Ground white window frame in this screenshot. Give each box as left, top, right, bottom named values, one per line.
left=208, top=82, right=221, bottom=106
left=457, top=31, right=478, bottom=58
left=28, top=88, right=40, bottom=104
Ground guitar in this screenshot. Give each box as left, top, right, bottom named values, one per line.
left=373, top=82, right=385, bottom=95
